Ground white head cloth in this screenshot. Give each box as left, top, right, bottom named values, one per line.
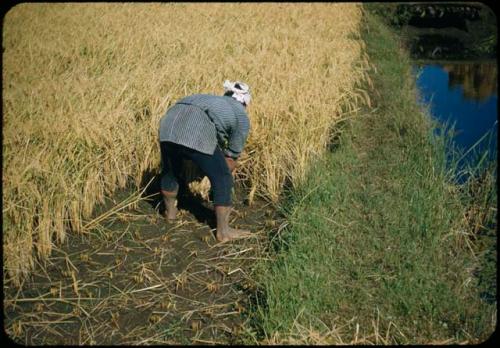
left=223, top=80, right=251, bottom=106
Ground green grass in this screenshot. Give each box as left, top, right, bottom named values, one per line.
left=249, top=7, right=497, bottom=345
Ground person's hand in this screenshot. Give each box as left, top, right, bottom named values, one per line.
left=225, top=157, right=237, bottom=173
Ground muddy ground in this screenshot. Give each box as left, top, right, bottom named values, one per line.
left=4, top=176, right=279, bottom=345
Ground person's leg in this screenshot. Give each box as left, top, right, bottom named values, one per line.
left=160, top=142, right=181, bottom=221
left=186, top=147, right=250, bottom=242
left=214, top=205, right=250, bottom=242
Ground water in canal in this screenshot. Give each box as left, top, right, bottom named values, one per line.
left=401, top=5, right=497, bottom=183
left=414, top=61, right=497, bottom=182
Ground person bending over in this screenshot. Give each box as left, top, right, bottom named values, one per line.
left=158, top=80, right=251, bottom=242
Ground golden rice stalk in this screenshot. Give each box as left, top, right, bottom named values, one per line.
left=36, top=199, right=53, bottom=258
left=183, top=160, right=211, bottom=200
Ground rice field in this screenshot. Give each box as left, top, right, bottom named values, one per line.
left=3, top=3, right=370, bottom=289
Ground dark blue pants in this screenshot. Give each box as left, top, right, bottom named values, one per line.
left=160, top=141, right=233, bottom=206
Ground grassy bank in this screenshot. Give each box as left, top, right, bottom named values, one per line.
left=250, top=7, right=497, bottom=345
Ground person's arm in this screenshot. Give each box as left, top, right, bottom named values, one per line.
left=224, top=111, right=250, bottom=165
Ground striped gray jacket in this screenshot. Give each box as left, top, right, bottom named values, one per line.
left=159, top=94, right=250, bottom=159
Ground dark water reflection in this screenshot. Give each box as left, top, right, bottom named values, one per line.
left=400, top=3, right=497, bottom=180
left=414, top=60, right=497, bottom=179
left=443, top=62, right=497, bottom=101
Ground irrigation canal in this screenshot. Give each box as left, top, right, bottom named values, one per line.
left=401, top=3, right=497, bottom=182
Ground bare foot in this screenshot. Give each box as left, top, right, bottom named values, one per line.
left=216, top=228, right=251, bottom=243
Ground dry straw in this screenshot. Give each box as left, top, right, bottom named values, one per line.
left=3, top=3, right=370, bottom=286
